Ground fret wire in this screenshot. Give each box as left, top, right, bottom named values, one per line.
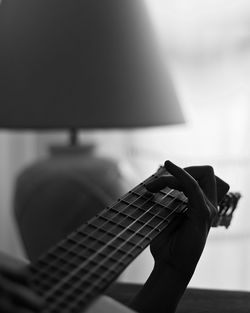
left=37, top=202, right=183, bottom=296
left=35, top=176, right=155, bottom=269
left=85, top=184, right=185, bottom=243
left=34, top=181, right=168, bottom=275
left=49, top=212, right=185, bottom=312
left=43, top=200, right=185, bottom=312
left=35, top=242, right=113, bottom=281
left=35, top=168, right=188, bottom=308
left=76, top=202, right=184, bottom=289
left=46, top=202, right=186, bottom=313
left=44, top=241, right=153, bottom=311
left=66, top=208, right=188, bottom=313
left=44, top=166, right=186, bottom=310
left=35, top=185, right=175, bottom=279
left=36, top=190, right=186, bottom=300
left=43, top=201, right=180, bottom=310
left=37, top=168, right=179, bottom=273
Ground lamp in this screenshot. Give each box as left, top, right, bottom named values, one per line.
left=0, top=0, right=184, bottom=145
left=0, top=0, right=185, bottom=260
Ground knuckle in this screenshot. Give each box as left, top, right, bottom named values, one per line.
left=203, top=165, right=214, bottom=176
left=190, top=178, right=200, bottom=191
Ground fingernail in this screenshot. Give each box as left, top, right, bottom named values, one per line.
left=164, top=160, right=172, bottom=168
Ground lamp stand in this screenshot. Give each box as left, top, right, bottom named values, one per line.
left=69, top=128, right=80, bottom=146
left=49, top=128, right=95, bottom=156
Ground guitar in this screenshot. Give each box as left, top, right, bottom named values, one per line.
left=29, top=166, right=241, bottom=313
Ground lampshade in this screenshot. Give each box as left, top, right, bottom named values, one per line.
left=0, top=0, right=184, bottom=130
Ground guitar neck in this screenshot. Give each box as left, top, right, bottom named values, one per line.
left=30, top=166, right=239, bottom=313
left=31, top=166, right=187, bottom=312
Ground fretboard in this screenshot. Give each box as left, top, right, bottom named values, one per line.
left=31, top=166, right=188, bottom=313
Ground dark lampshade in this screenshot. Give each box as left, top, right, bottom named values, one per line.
left=0, top=0, right=184, bottom=130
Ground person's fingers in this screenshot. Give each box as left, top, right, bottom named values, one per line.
left=146, top=164, right=229, bottom=206
left=0, top=274, right=43, bottom=311
left=163, top=161, right=219, bottom=225
left=0, top=296, right=37, bottom=313
left=0, top=252, right=30, bottom=285
left=0, top=267, right=29, bottom=286
left=215, top=176, right=230, bottom=203
left=146, top=161, right=205, bottom=210
left=184, top=166, right=229, bottom=205
left=183, top=166, right=217, bottom=205
left=145, top=160, right=228, bottom=225
left=163, top=160, right=206, bottom=211
left=0, top=297, right=17, bottom=313
left=11, top=286, right=43, bottom=311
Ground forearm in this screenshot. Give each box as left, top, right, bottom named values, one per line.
left=130, top=262, right=192, bottom=313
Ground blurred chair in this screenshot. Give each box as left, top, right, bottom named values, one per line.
left=14, top=155, right=128, bottom=261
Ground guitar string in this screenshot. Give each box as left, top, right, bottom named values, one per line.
left=44, top=199, right=186, bottom=313
left=33, top=171, right=185, bottom=294
left=67, top=203, right=187, bottom=311
left=42, top=188, right=187, bottom=309
left=37, top=184, right=186, bottom=298
left=38, top=184, right=178, bottom=288
left=33, top=172, right=168, bottom=277
left=43, top=197, right=235, bottom=313
left=48, top=195, right=237, bottom=313
left=36, top=169, right=231, bottom=312
left=51, top=205, right=186, bottom=313
left=35, top=180, right=180, bottom=283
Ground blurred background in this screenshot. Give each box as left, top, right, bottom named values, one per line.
left=0, top=0, right=250, bottom=291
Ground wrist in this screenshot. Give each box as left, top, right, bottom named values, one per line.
left=154, top=260, right=193, bottom=288
left=130, top=262, right=191, bottom=313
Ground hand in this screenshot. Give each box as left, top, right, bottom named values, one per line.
left=147, top=160, right=230, bottom=281
left=131, top=161, right=230, bottom=313
left=0, top=253, right=43, bottom=313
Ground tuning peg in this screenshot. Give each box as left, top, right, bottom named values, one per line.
left=214, top=192, right=241, bottom=228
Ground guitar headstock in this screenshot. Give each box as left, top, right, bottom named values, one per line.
left=212, top=192, right=241, bottom=228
